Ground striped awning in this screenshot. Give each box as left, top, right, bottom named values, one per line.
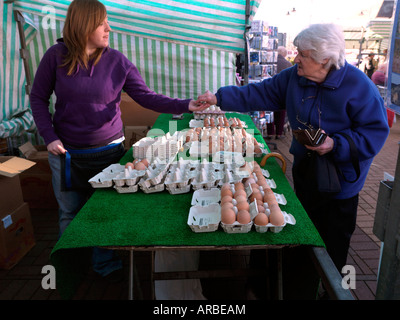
left=367, top=18, right=394, bottom=49
left=12, top=0, right=261, bottom=53
left=1, top=0, right=261, bottom=145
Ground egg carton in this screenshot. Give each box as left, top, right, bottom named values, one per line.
left=166, top=184, right=191, bottom=195
left=88, top=172, right=115, bottom=188
left=102, top=163, right=125, bottom=174
left=254, top=211, right=296, bottom=233
left=133, top=137, right=155, bottom=159
left=220, top=168, right=243, bottom=184
left=188, top=141, right=210, bottom=157
left=145, top=164, right=170, bottom=185
left=212, top=151, right=245, bottom=166
left=191, top=171, right=224, bottom=190
left=113, top=184, right=139, bottom=194
left=187, top=203, right=221, bottom=233
left=112, top=168, right=145, bottom=187
left=139, top=181, right=165, bottom=194
left=228, top=118, right=247, bottom=128
left=246, top=183, right=286, bottom=205
left=221, top=221, right=253, bottom=234
left=189, top=119, right=204, bottom=128
left=164, top=169, right=195, bottom=189
left=191, top=188, right=221, bottom=206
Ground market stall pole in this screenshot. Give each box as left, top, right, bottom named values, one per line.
left=373, top=145, right=400, bottom=299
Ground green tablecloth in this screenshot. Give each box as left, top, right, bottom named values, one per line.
left=50, top=112, right=324, bottom=299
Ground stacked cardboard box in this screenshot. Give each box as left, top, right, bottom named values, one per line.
left=0, top=156, right=36, bottom=269
left=18, top=142, right=58, bottom=209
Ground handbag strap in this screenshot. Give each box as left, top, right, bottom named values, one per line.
left=335, top=132, right=360, bottom=183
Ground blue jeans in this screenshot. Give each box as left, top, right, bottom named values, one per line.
left=48, top=152, right=122, bottom=276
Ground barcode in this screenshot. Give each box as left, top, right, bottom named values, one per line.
left=199, top=217, right=210, bottom=226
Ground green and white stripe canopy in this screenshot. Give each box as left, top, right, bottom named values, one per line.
left=1, top=0, right=261, bottom=145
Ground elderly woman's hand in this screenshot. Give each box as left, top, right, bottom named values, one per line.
left=196, top=90, right=217, bottom=108
left=305, top=132, right=334, bottom=155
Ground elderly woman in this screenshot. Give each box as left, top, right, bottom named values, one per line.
left=197, top=24, right=389, bottom=275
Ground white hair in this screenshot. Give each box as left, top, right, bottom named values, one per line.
left=293, top=23, right=346, bottom=70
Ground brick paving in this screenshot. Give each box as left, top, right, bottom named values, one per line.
left=0, top=115, right=399, bottom=300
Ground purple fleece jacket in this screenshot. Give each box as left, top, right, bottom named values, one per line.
left=30, top=39, right=191, bottom=148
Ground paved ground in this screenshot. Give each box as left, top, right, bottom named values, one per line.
left=0, top=115, right=399, bottom=300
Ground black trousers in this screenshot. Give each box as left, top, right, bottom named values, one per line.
left=293, top=165, right=359, bottom=273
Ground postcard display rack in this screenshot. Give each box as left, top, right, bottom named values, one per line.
left=248, top=20, right=279, bottom=82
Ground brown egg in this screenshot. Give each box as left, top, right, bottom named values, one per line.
left=141, top=159, right=149, bottom=167
left=135, top=162, right=146, bottom=171
left=234, top=194, right=247, bottom=204
left=249, top=191, right=263, bottom=203
left=221, top=201, right=234, bottom=210
left=234, top=189, right=247, bottom=198
left=125, top=162, right=134, bottom=169
left=236, top=200, right=249, bottom=212
left=257, top=204, right=266, bottom=213
left=221, top=183, right=231, bottom=190
left=263, top=189, right=277, bottom=204
left=254, top=213, right=269, bottom=226
left=221, top=206, right=236, bottom=224
left=221, top=195, right=233, bottom=204
left=237, top=210, right=251, bottom=224
left=244, top=178, right=256, bottom=187
left=221, top=188, right=233, bottom=198
left=250, top=183, right=260, bottom=191
left=269, top=203, right=285, bottom=226
left=234, top=182, right=245, bottom=190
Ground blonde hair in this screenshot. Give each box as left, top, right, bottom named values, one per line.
left=61, top=0, right=107, bottom=75
left=293, top=23, right=345, bottom=70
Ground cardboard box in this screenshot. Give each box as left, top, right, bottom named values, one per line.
left=18, top=143, right=58, bottom=209
left=120, top=92, right=160, bottom=127
left=0, top=156, right=36, bottom=219
left=0, top=202, right=35, bottom=269
left=124, top=126, right=151, bottom=150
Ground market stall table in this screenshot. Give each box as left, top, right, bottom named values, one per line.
left=50, top=113, right=346, bottom=300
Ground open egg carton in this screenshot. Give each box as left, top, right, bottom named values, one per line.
left=88, top=163, right=145, bottom=193
left=193, top=105, right=225, bottom=119
left=138, top=157, right=173, bottom=193
left=164, top=158, right=199, bottom=194
left=191, top=168, right=224, bottom=190
left=249, top=200, right=296, bottom=234
left=187, top=188, right=221, bottom=233
left=190, top=159, right=225, bottom=190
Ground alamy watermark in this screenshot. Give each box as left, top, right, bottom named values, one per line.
left=341, top=265, right=356, bottom=290
left=41, top=265, right=56, bottom=290
left=41, top=5, right=56, bottom=30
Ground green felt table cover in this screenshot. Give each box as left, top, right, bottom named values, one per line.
left=50, top=112, right=324, bottom=299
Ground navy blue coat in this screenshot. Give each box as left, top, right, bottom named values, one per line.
left=215, top=62, right=389, bottom=199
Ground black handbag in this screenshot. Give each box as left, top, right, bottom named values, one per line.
left=295, top=132, right=360, bottom=194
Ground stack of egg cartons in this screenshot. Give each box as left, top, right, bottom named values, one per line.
left=133, top=137, right=155, bottom=161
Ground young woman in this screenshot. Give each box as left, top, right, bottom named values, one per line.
left=30, top=0, right=206, bottom=281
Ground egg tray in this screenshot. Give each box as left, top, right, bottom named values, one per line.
left=189, top=119, right=248, bottom=129
left=166, top=184, right=192, bottom=195
left=187, top=183, right=294, bottom=233
left=88, top=164, right=145, bottom=189
left=254, top=212, right=296, bottom=233
left=187, top=203, right=221, bottom=233
left=188, top=141, right=260, bottom=158
left=114, top=184, right=139, bottom=194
